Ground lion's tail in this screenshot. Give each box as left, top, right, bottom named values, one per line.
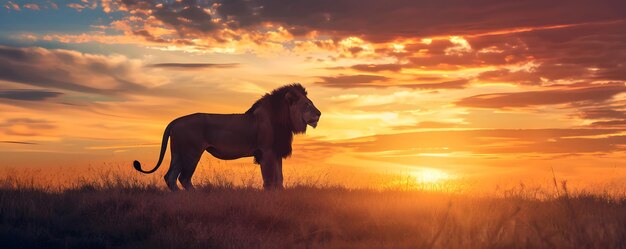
left=133, top=121, right=173, bottom=174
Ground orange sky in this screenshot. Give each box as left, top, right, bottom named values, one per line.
left=0, top=0, right=625, bottom=191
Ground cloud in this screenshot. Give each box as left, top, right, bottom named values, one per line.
left=350, top=64, right=402, bottom=72
left=0, top=118, right=56, bottom=136
left=340, top=21, right=626, bottom=89
left=91, top=0, right=621, bottom=55
left=315, top=74, right=390, bottom=88
left=147, top=63, right=239, bottom=69
left=0, top=90, right=62, bottom=101
left=579, top=108, right=626, bottom=120
left=577, top=106, right=626, bottom=128
left=12, top=4, right=625, bottom=92
left=0, top=141, right=37, bottom=145
left=151, top=1, right=219, bottom=35
left=0, top=45, right=165, bottom=95
left=29, top=0, right=626, bottom=84
left=591, top=120, right=626, bottom=127
left=66, top=1, right=97, bottom=12
left=407, top=79, right=469, bottom=90
left=477, top=69, right=541, bottom=85
left=456, top=83, right=626, bottom=108
left=337, top=129, right=626, bottom=155
left=4, top=1, right=20, bottom=11
left=316, top=74, right=469, bottom=89
left=468, top=21, right=626, bottom=82
left=22, top=3, right=40, bottom=10
left=116, top=0, right=621, bottom=42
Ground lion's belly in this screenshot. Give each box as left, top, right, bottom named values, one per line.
left=205, top=147, right=253, bottom=160
left=195, top=113, right=256, bottom=158
left=204, top=124, right=257, bottom=160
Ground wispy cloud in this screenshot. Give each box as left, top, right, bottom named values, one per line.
left=316, top=74, right=390, bottom=88
left=22, top=3, right=40, bottom=11
left=0, top=45, right=165, bottom=95
left=337, top=129, right=626, bottom=155
left=0, top=140, right=37, bottom=145
left=0, top=118, right=56, bottom=136
left=0, top=90, right=62, bottom=101
left=147, top=63, right=239, bottom=69
left=457, top=83, right=626, bottom=108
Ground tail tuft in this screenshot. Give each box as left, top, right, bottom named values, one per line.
left=133, top=160, right=142, bottom=171
left=132, top=121, right=172, bottom=174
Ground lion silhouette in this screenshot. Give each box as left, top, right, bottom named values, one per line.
left=133, top=83, right=321, bottom=191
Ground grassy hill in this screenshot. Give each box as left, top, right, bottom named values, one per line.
left=0, top=178, right=624, bottom=249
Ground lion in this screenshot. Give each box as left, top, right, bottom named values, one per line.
left=133, top=83, right=321, bottom=191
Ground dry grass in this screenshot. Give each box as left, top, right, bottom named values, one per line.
left=0, top=170, right=625, bottom=249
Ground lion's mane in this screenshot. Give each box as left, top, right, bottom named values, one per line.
left=246, top=83, right=308, bottom=164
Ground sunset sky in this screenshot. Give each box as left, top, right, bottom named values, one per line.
left=1, top=0, right=625, bottom=189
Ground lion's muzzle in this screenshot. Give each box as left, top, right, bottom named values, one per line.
left=306, top=109, right=321, bottom=128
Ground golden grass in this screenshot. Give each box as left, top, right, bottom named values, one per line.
left=0, top=167, right=624, bottom=249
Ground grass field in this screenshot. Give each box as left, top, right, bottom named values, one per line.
left=0, top=170, right=625, bottom=249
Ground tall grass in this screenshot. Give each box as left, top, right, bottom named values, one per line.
left=0, top=165, right=624, bottom=249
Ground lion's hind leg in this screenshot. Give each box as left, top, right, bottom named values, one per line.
left=164, top=153, right=182, bottom=191
left=178, top=150, right=203, bottom=190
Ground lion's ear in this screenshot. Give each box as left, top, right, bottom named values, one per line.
left=285, top=91, right=298, bottom=104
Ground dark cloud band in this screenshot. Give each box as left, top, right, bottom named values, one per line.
left=0, top=90, right=62, bottom=101
left=147, top=63, right=239, bottom=69
left=457, top=84, right=626, bottom=108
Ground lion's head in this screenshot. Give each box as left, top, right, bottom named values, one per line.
left=246, top=83, right=321, bottom=158
left=284, top=85, right=321, bottom=134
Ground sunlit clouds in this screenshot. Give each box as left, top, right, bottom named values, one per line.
left=0, top=0, right=625, bottom=189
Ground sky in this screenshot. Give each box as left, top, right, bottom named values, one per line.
left=0, top=0, right=625, bottom=190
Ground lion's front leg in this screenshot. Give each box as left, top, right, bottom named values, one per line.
left=275, top=159, right=284, bottom=190
left=260, top=151, right=283, bottom=190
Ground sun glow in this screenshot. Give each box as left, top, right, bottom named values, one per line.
left=412, top=168, right=452, bottom=183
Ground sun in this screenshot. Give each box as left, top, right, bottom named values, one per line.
left=411, top=168, right=452, bottom=183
